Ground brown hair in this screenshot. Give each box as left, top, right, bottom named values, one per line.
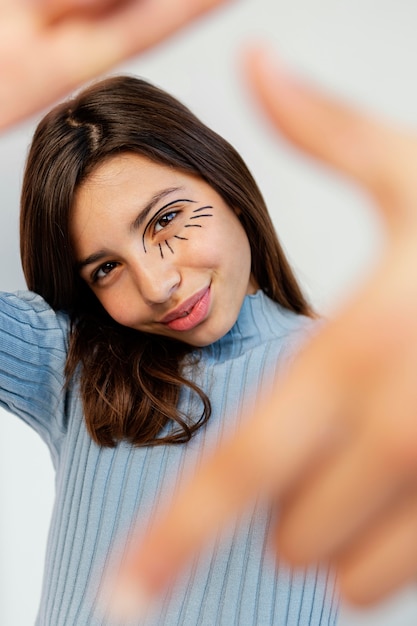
left=20, top=75, right=312, bottom=447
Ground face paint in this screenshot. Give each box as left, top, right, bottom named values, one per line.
left=141, top=198, right=196, bottom=253
left=144, top=202, right=213, bottom=258
left=71, top=153, right=257, bottom=347
left=187, top=205, right=214, bottom=228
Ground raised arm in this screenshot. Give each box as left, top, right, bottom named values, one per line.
left=108, top=48, right=417, bottom=618
left=0, top=0, right=228, bottom=129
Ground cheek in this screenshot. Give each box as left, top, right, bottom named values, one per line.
left=221, top=223, right=252, bottom=271
left=186, top=216, right=250, bottom=268
left=93, top=288, right=142, bottom=327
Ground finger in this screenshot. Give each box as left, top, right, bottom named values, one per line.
left=337, top=485, right=417, bottom=605
left=0, top=0, right=230, bottom=129
left=276, top=411, right=416, bottom=566
left=34, top=0, right=125, bottom=18
left=79, top=0, right=231, bottom=58
left=243, top=46, right=417, bottom=229
left=51, top=0, right=231, bottom=101
left=276, top=259, right=417, bottom=564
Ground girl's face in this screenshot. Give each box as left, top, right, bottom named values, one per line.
left=71, top=153, right=258, bottom=347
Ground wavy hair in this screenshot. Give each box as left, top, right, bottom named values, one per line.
left=20, top=76, right=312, bottom=447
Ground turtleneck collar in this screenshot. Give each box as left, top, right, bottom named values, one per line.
left=199, top=290, right=305, bottom=364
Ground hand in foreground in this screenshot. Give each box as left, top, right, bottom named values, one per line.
left=109, top=47, right=417, bottom=617
left=0, top=0, right=227, bottom=129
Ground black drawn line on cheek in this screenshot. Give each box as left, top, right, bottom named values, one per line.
left=144, top=202, right=213, bottom=255
left=192, top=204, right=213, bottom=213
left=184, top=207, right=214, bottom=229
left=190, top=204, right=213, bottom=222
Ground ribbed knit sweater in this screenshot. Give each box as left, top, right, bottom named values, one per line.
left=0, top=289, right=338, bottom=625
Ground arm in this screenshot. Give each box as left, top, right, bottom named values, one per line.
left=0, top=291, right=70, bottom=457
left=108, top=49, right=417, bottom=617
left=0, top=0, right=229, bottom=129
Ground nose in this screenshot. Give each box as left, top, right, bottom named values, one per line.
left=130, top=252, right=181, bottom=305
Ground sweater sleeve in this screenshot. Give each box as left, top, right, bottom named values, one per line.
left=0, top=290, right=71, bottom=452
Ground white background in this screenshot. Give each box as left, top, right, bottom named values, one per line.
left=1, top=0, right=417, bottom=623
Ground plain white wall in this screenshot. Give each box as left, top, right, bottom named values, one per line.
left=1, top=0, right=417, bottom=623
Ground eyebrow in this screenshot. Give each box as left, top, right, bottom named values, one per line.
left=76, top=186, right=184, bottom=271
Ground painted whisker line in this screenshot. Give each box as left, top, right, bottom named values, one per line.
left=158, top=243, right=164, bottom=258
left=190, top=214, right=213, bottom=220
left=192, top=205, right=213, bottom=213
left=165, top=240, right=174, bottom=254
left=174, top=235, right=188, bottom=240
left=185, top=224, right=202, bottom=228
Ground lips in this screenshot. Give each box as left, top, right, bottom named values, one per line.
left=160, top=286, right=211, bottom=332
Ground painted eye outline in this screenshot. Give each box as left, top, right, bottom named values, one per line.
left=142, top=199, right=196, bottom=253
left=91, top=260, right=120, bottom=283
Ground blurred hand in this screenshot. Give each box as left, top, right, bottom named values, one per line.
left=0, top=0, right=228, bottom=128
left=109, top=47, right=417, bottom=617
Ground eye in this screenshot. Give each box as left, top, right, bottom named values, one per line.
left=154, top=211, right=178, bottom=233
left=92, top=261, right=119, bottom=282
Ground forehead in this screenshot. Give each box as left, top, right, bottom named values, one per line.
left=82, top=153, right=180, bottom=190
left=74, top=154, right=200, bottom=215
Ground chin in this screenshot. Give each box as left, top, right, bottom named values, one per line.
left=188, top=322, right=235, bottom=348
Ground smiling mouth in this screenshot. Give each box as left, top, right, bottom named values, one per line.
left=161, top=287, right=211, bottom=332
left=160, top=286, right=209, bottom=324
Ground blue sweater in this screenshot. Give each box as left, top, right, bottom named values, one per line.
left=0, top=289, right=338, bottom=625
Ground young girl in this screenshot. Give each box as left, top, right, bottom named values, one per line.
left=1, top=75, right=338, bottom=625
